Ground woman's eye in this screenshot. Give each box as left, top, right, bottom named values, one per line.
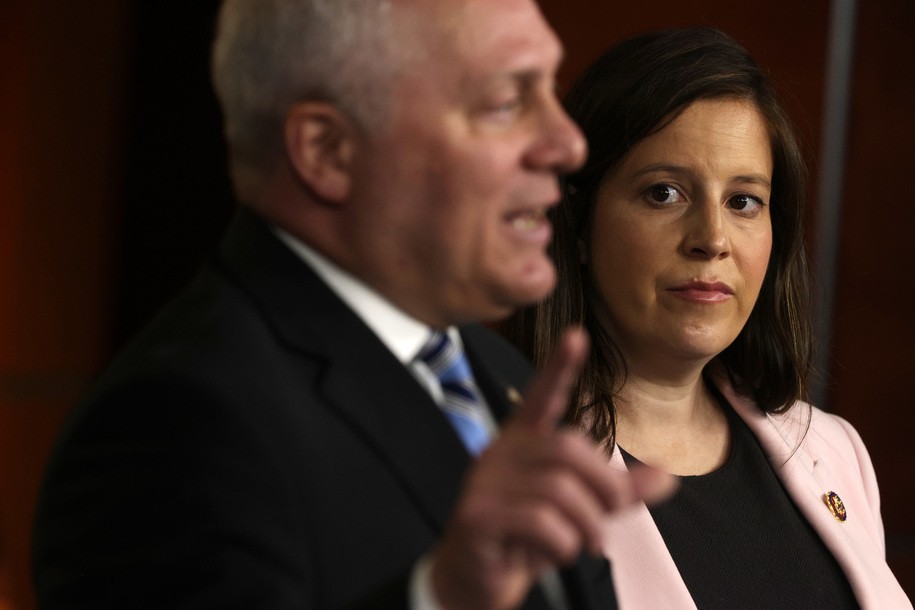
left=648, top=184, right=683, bottom=204
left=728, top=194, right=764, bottom=213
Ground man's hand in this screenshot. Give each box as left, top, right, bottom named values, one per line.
left=429, top=328, right=676, bottom=610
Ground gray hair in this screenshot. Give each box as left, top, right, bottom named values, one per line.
left=211, top=0, right=393, bottom=201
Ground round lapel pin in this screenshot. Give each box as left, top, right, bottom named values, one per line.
left=823, top=491, right=847, bottom=522
left=506, top=386, right=524, bottom=408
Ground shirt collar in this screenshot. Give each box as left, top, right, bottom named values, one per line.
left=273, top=226, right=441, bottom=364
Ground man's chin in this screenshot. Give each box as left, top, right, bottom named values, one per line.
left=497, top=264, right=557, bottom=309
left=449, top=263, right=556, bottom=325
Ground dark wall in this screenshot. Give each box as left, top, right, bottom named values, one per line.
left=115, top=0, right=233, bottom=347
left=830, top=0, right=915, bottom=588
left=1, top=2, right=131, bottom=607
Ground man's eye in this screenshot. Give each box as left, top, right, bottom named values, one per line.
left=479, top=98, right=523, bottom=127
left=647, top=184, right=683, bottom=204
left=489, top=98, right=521, bottom=114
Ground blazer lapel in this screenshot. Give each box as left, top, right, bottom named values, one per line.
left=602, top=447, right=697, bottom=609
left=218, top=210, right=471, bottom=533
left=718, top=379, right=912, bottom=609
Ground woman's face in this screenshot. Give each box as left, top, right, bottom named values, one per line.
left=588, top=98, right=773, bottom=376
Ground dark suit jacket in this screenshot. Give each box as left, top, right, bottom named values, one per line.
left=31, top=209, right=616, bottom=609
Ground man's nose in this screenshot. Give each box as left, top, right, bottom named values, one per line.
left=525, top=96, right=588, bottom=174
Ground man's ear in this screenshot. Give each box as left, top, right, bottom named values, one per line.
left=284, top=102, right=357, bottom=203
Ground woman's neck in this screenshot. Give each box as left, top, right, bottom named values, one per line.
left=614, top=369, right=731, bottom=476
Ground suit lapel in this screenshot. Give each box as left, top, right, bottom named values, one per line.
left=318, top=333, right=471, bottom=532
left=460, top=325, right=529, bottom=424
left=558, top=553, right=619, bottom=610
left=218, top=210, right=471, bottom=532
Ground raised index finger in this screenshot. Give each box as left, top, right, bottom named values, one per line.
left=515, top=327, right=590, bottom=433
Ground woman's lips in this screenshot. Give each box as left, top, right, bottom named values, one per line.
left=668, top=281, right=734, bottom=303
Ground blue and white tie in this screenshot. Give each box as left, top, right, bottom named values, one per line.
left=417, top=331, right=491, bottom=456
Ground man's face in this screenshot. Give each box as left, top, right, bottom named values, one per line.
left=345, top=0, right=586, bottom=327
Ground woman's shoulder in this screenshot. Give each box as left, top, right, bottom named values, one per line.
left=710, top=368, right=872, bottom=461
left=805, top=403, right=867, bottom=445
left=760, top=397, right=869, bottom=457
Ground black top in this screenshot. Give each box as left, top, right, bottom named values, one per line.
left=621, top=399, right=859, bottom=609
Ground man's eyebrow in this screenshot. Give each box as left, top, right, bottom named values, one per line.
left=474, top=70, right=538, bottom=91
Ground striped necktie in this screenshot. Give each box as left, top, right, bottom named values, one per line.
left=416, top=331, right=491, bottom=456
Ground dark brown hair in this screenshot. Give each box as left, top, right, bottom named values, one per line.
left=503, top=27, right=813, bottom=448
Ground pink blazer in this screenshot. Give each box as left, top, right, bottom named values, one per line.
left=602, top=374, right=912, bottom=609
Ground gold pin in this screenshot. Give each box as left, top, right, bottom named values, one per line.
left=506, top=386, right=524, bottom=408
left=823, top=491, right=847, bottom=522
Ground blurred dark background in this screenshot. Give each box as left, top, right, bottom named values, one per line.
left=1, top=1, right=912, bottom=607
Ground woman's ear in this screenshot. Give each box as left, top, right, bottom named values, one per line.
left=284, top=102, right=357, bottom=203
